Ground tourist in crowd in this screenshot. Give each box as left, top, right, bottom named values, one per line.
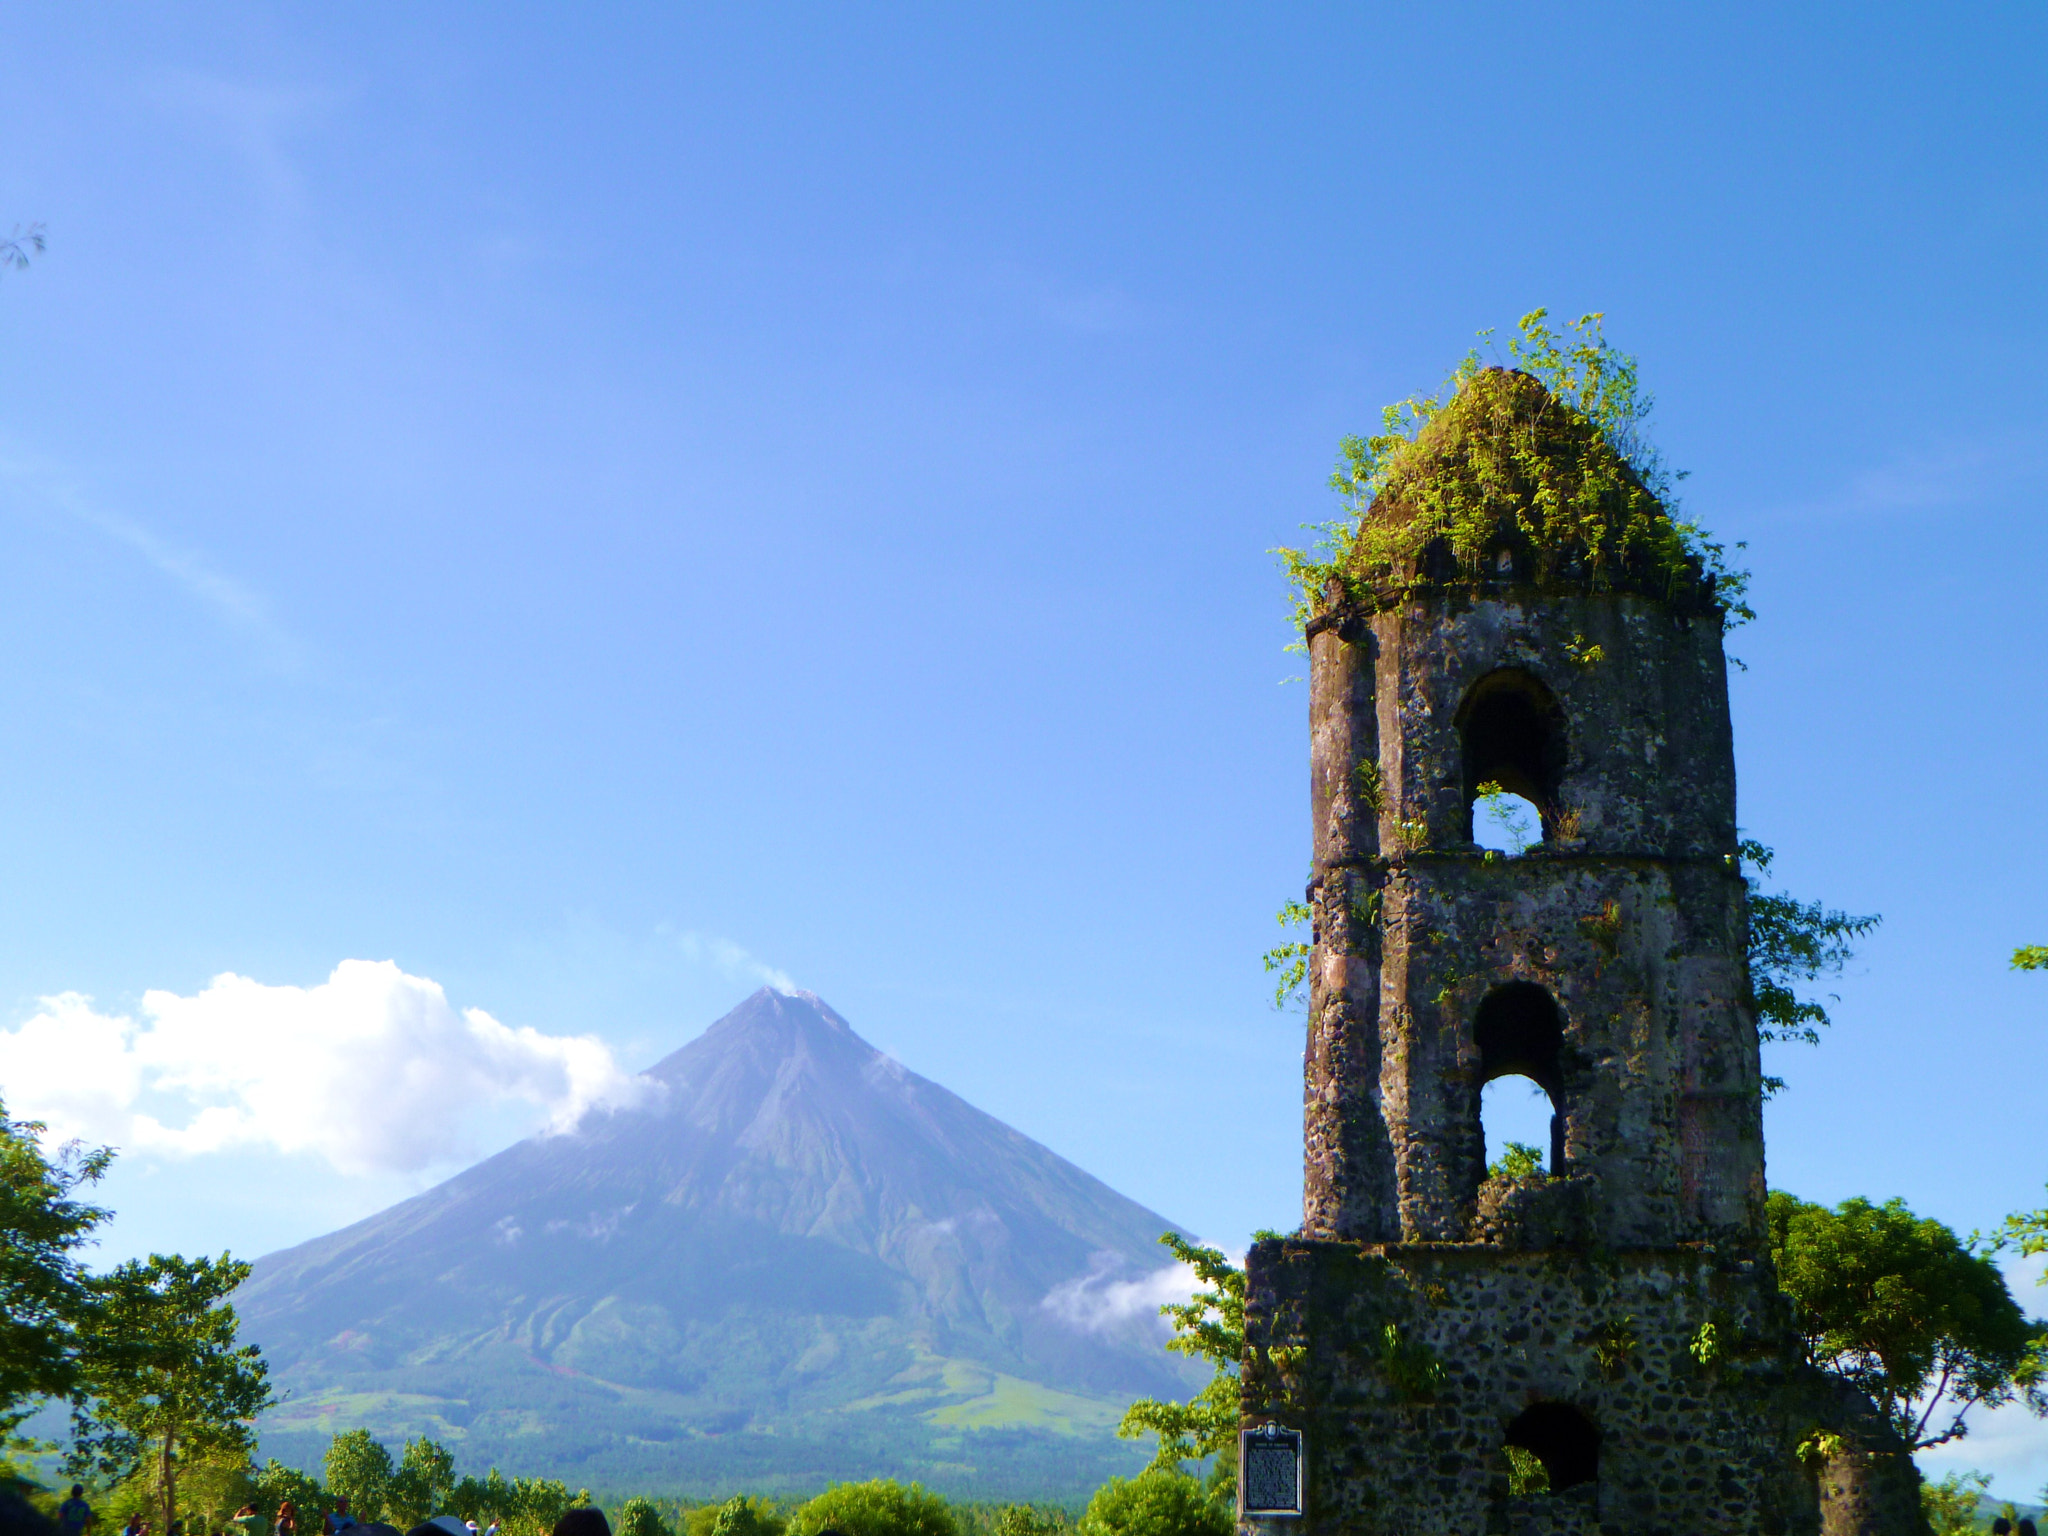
left=550, top=1511, right=609, bottom=1536
left=1992, top=1520, right=2012, bottom=1535
left=322, top=1501, right=355, bottom=1536
left=2017, top=1520, right=2037, bottom=1536
left=54, top=1489, right=92, bottom=1536
left=230, top=1507, right=259, bottom=1536
left=118, top=1516, right=144, bottom=1536
left=274, top=1504, right=296, bottom=1536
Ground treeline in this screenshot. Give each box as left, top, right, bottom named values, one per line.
left=25, top=1426, right=1231, bottom=1536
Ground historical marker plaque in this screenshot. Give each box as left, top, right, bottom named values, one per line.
left=1238, top=1424, right=1303, bottom=1518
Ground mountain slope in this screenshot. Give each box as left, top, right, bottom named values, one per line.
left=237, top=990, right=1199, bottom=1495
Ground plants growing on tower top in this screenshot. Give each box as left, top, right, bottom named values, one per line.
left=1277, top=311, right=1751, bottom=634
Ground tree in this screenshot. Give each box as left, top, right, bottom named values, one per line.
left=1739, top=842, right=1879, bottom=1094
left=324, top=1430, right=393, bottom=1522
left=1767, top=1191, right=2046, bottom=1448
left=255, top=1459, right=326, bottom=1529
left=1920, top=1470, right=1992, bottom=1536
left=1116, top=1233, right=1244, bottom=1498
left=0, top=1098, right=111, bottom=1428
left=1077, top=1472, right=1231, bottom=1536
left=784, top=1481, right=956, bottom=1536
left=2015, top=946, right=2047, bottom=971
left=615, top=1499, right=674, bottom=1536
left=686, top=1496, right=782, bottom=1536
left=387, top=1437, right=456, bottom=1527
left=66, top=1254, right=274, bottom=1533
left=993, top=1506, right=1069, bottom=1536
left=448, top=1470, right=586, bottom=1536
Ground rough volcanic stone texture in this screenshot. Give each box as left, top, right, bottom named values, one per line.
left=1271, top=583, right=1927, bottom=1533
left=1242, top=1241, right=1820, bottom=1536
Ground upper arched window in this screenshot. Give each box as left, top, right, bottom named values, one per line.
left=1455, top=669, right=1566, bottom=842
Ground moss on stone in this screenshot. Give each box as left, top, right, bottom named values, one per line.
left=1345, top=367, right=1713, bottom=611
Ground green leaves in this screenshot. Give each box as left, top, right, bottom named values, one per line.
left=1767, top=1190, right=2046, bottom=1449
left=2015, top=946, right=2048, bottom=971
left=1261, top=901, right=1312, bottom=1012
left=1077, top=1470, right=1230, bottom=1536
left=1275, top=311, right=1752, bottom=638
left=0, top=1097, right=111, bottom=1423
left=1740, top=840, right=1880, bottom=1050
left=324, top=1429, right=394, bottom=1520
left=1486, top=1142, right=1544, bottom=1183
left=1116, top=1234, right=1246, bottom=1475
left=784, top=1481, right=956, bottom=1536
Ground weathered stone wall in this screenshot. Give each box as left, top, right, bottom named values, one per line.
left=1242, top=1240, right=1822, bottom=1536
left=1302, top=590, right=1756, bottom=1244
left=1270, top=576, right=1925, bottom=1533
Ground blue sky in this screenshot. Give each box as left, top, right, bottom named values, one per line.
left=2, top=0, right=2046, bottom=1493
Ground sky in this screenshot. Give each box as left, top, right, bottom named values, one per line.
left=1, top=0, right=2046, bottom=1497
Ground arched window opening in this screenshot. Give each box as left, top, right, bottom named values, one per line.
left=1481, top=1076, right=1553, bottom=1178
left=1476, top=983, right=1567, bottom=1173
left=1473, top=786, right=1542, bottom=855
left=1455, top=669, right=1566, bottom=843
left=1504, top=1401, right=1600, bottom=1492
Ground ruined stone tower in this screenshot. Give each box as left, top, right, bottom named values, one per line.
left=1237, top=369, right=1923, bottom=1535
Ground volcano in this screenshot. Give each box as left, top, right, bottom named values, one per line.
left=236, top=989, right=1199, bottom=1497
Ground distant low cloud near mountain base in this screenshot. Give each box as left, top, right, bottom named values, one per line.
left=0, top=960, right=647, bottom=1174
left=1041, top=1252, right=1200, bottom=1336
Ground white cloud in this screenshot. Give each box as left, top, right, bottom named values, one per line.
left=1042, top=1253, right=1199, bottom=1337
left=0, top=960, right=647, bottom=1176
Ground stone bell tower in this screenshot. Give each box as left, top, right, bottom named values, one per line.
left=1236, top=369, right=1924, bottom=1536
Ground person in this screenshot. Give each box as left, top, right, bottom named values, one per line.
left=54, top=1490, right=92, bottom=1536
left=550, top=1512, right=609, bottom=1536
left=120, top=1517, right=144, bottom=1536
left=1992, top=1521, right=2012, bottom=1536
left=323, top=1503, right=355, bottom=1536
left=231, top=1508, right=259, bottom=1536
left=274, top=1505, right=297, bottom=1536
left=2017, top=1521, right=2037, bottom=1536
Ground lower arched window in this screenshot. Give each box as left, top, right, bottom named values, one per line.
left=1505, top=1401, right=1600, bottom=1491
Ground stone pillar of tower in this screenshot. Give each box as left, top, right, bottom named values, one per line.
left=1241, top=369, right=1925, bottom=1536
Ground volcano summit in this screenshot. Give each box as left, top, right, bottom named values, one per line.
left=237, top=989, right=1198, bottom=1496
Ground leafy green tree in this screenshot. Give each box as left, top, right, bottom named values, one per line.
left=1741, top=842, right=1880, bottom=1084
left=616, top=1498, right=674, bottom=1536
left=785, top=1481, right=955, bottom=1536
left=448, top=1470, right=586, bottom=1536
left=686, top=1496, right=782, bottom=1536
left=0, top=1098, right=112, bottom=1427
left=324, top=1430, right=393, bottom=1522
left=387, top=1437, right=456, bottom=1527
left=1487, top=1142, right=1544, bottom=1183
left=1767, top=1191, right=2045, bottom=1448
left=1077, top=1472, right=1230, bottom=1536
left=254, top=1458, right=325, bottom=1528
left=1116, top=1233, right=1243, bottom=1494
left=66, top=1254, right=273, bottom=1533
left=1919, top=1469, right=1991, bottom=1536
left=2016, top=946, right=2047, bottom=971
left=992, top=1506, right=1068, bottom=1536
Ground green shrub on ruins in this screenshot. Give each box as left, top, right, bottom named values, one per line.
left=1274, top=310, right=1750, bottom=639
left=785, top=1481, right=956, bottom=1536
